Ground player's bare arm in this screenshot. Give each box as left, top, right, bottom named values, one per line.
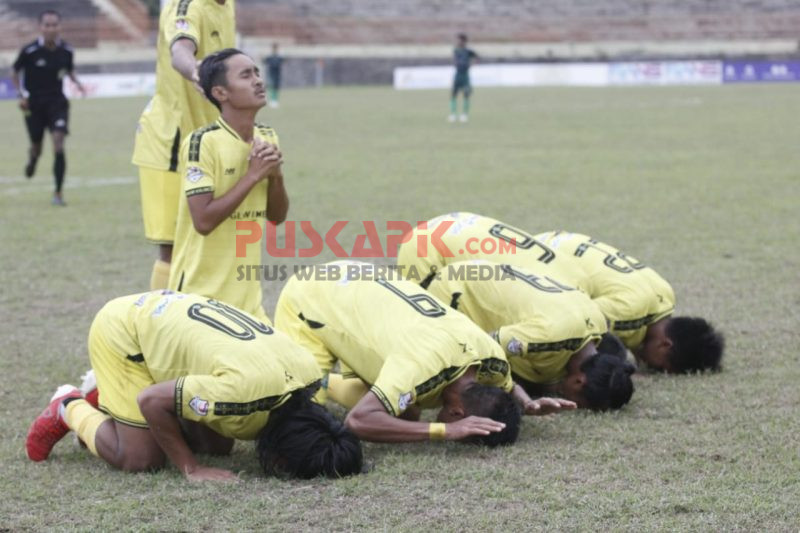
left=265, top=164, right=289, bottom=224
left=67, top=70, right=85, bottom=96
left=10, top=70, right=28, bottom=110
left=171, top=38, right=200, bottom=83
left=345, top=391, right=505, bottom=443
left=186, top=140, right=279, bottom=235
left=137, top=380, right=238, bottom=482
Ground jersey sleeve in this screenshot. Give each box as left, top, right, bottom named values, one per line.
left=370, top=355, right=418, bottom=416
left=175, top=374, right=221, bottom=423
left=12, top=47, right=26, bottom=72
left=164, top=0, right=203, bottom=50
left=66, top=48, right=74, bottom=72
left=181, top=133, right=216, bottom=197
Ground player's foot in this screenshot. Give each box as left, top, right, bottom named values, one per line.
left=26, top=385, right=81, bottom=461
left=79, top=369, right=98, bottom=409
left=459, top=114, right=469, bottom=123
left=52, top=193, right=66, bottom=207
left=24, top=156, right=38, bottom=178
left=447, top=114, right=457, bottom=123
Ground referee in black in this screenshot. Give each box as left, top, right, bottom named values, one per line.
left=11, top=9, right=85, bottom=206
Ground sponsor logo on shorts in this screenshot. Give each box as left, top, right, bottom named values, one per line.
left=55, top=119, right=66, bottom=127
left=189, top=396, right=209, bottom=416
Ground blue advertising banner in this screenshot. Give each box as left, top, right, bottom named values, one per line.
left=0, top=78, right=16, bottom=99
left=722, top=61, right=800, bottom=83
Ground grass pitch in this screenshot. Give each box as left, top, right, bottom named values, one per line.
left=1, top=85, right=799, bottom=530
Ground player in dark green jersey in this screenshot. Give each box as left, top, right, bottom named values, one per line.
left=449, top=33, right=478, bottom=123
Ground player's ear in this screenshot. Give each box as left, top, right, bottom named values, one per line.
left=211, top=85, right=228, bottom=105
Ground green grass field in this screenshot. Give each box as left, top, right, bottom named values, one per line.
left=1, top=85, right=799, bottom=530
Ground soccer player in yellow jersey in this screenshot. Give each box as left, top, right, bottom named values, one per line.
left=398, top=212, right=724, bottom=374
left=25, top=291, right=363, bottom=481
left=168, top=49, right=288, bottom=323
left=132, top=0, right=235, bottom=289
left=426, top=260, right=635, bottom=410
left=274, top=261, right=575, bottom=446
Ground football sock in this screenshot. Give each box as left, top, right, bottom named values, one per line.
left=462, top=98, right=470, bottom=115
left=54, top=152, right=65, bottom=193
left=327, top=373, right=369, bottom=409
left=150, top=259, right=171, bottom=290
left=450, top=98, right=457, bottom=114
left=64, top=399, right=110, bottom=456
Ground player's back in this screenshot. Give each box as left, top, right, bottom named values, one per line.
left=534, top=231, right=675, bottom=348
left=427, top=260, right=607, bottom=383
left=397, top=212, right=583, bottom=286
left=94, top=291, right=320, bottom=438
left=277, top=261, right=505, bottom=389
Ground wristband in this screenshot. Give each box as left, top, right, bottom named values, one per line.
left=428, top=422, right=446, bottom=440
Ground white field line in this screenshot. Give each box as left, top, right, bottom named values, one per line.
left=0, top=176, right=136, bottom=196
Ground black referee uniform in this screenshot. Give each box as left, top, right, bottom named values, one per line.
left=14, top=37, right=73, bottom=143
left=13, top=37, right=74, bottom=199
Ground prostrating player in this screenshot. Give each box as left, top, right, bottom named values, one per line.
left=11, top=9, right=85, bottom=206
left=449, top=33, right=478, bottom=123
left=25, top=291, right=363, bottom=482
left=132, top=0, right=235, bottom=289
left=168, top=49, right=288, bottom=323
left=264, top=42, right=284, bottom=108
left=274, top=261, right=575, bottom=446
left=397, top=212, right=724, bottom=374
left=426, top=260, right=635, bottom=410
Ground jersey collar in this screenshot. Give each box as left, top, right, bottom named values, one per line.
left=216, top=117, right=246, bottom=142
left=37, top=36, right=63, bottom=48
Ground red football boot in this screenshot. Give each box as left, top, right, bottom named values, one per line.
left=26, top=385, right=81, bottom=461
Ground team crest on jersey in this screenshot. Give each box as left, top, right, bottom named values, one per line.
left=507, top=338, right=523, bottom=356
left=189, top=396, right=209, bottom=416
left=175, top=18, right=189, bottom=31
left=398, top=392, right=413, bottom=411
left=186, top=166, right=204, bottom=182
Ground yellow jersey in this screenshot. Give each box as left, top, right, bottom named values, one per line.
left=131, top=0, right=235, bottom=171
left=396, top=212, right=576, bottom=284
left=273, top=261, right=513, bottom=416
left=397, top=213, right=674, bottom=350
left=533, top=231, right=675, bottom=349
left=427, top=260, right=607, bottom=384
left=94, top=291, right=321, bottom=440
left=168, top=118, right=279, bottom=322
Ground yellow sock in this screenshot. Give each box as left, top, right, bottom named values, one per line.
left=327, top=373, right=369, bottom=409
left=149, top=259, right=171, bottom=290
left=64, top=399, right=110, bottom=456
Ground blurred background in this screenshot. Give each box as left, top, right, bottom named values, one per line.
left=1, top=0, right=800, bottom=93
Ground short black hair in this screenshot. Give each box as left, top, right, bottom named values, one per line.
left=199, top=47, right=244, bottom=110
left=580, top=353, right=636, bottom=411
left=665, top=316, right=724, bottom=374
left=256, top=387, right=363, bottom=479
left=461, top=384, right=521, bottom=447
left=596, top=333, right=628, bottom=362
left=457, top=33, right=468, bottom=42
left=39, top=10, right=61, bottom=22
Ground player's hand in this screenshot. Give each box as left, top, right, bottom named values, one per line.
left=247, top=139, right=282, bottom=180
left=444, top=416, right=505, bottom=441
left=522, top=397, right=577, bottom=416
left=18, top=97, right=29, bottom=111
left=185, top=465, right=240, bottom=482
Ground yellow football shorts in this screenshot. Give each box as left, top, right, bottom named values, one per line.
left=138, top=166, right=180, bottom=244
left=88, top=315, right=153, bottom=428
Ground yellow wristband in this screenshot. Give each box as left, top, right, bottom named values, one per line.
left=429, top=422, right=446, bottom=441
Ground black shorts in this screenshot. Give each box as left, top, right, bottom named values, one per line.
left=24, top=95, right=69, bottom=144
